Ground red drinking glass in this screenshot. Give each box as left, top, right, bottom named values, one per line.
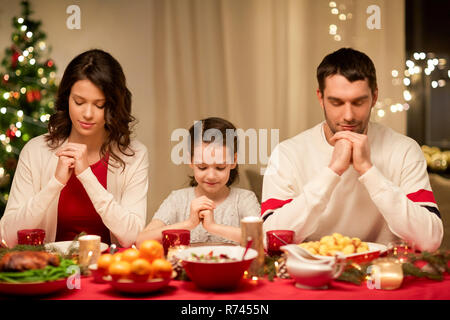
left=17, top=229, right=46, bottom=245
left=266, top=230, right=295, bottom=256
left=162, top=229, right=190, bottom=256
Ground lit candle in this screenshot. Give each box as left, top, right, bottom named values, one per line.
left=78, top=235, right=101, bottom=268
left=167, top=245, right=188, bottom=261
left=240, top=217, right=264, bottom=277
left=369, top=257, right=404, bottom=290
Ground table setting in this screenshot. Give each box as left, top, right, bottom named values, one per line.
left=0, top=224, right=449, bottom=300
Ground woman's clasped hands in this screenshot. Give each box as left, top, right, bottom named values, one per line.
left=54, top=143, right=90, bottom=185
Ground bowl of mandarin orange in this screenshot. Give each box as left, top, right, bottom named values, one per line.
left=90, top=240, right=174, bottom=294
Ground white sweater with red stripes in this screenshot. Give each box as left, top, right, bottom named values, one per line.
left=261, top=122, right=443, bottom=252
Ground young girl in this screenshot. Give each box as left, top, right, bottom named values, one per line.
left=136, top=117, right=260, bottom=246
left=0, top=49, right=148, bottom=248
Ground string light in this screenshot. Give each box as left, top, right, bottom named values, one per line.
left=38, top=41, right=46, bottom=50
left=403, top=90, right=412, bottom=101
left=17, top=17, right=24, bottom=24
left=377, top=109, right=385, bottom=118
left=431, top=81, right=438, bottom=88
left=329, top=24, right=337, bottom=35
left=20, top=25, right=27, bottom=32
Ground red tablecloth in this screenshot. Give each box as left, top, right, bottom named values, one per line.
left=49, top=273, right=450, bottom=300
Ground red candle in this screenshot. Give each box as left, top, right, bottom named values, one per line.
left=266, top=230, right=295, bottom=256
left=162, top=229, right=190, bottom=256
left=17, top=229, right=46, bottom=245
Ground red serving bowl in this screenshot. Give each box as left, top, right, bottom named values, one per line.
left=176, top=245, right=257, bottom=291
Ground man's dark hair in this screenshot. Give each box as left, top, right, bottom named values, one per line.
left=317, top=47, right=377, bottom=95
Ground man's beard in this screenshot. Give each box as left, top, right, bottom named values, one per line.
left=323, top=107, right=370, bottom=135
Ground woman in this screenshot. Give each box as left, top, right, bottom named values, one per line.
left=0, top=49, right=148, bottom=247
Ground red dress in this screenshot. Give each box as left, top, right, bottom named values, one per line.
left=55, top=154, right=111, bottom=244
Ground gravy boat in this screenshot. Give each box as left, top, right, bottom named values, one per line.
left=281, top=244, right=346, bottom=289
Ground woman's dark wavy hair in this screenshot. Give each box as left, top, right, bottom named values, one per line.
left=188, top=117, right=239, bottom=187
left=46, top=49, right=135, bottom=170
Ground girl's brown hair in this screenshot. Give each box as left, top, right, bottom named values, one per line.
left=188, top=117, right=239, bottom=187
left=46, top=49, right=135, bottom=169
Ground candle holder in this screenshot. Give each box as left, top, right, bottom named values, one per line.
left=78, top=235, right=101, bottom=269
left=240, top=217, right=264, bottom=277
left=266, top=230, right=295, bottom=256
left=367, top=257, right=404, bottom=290
left=17, top=229, right=46, bottom=245
left=387, top=240, right=415, bottom=263
left=162, top=229, right=190, bottom=257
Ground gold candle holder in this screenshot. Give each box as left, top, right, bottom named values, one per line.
left=240, top=216, right=265, bottom=277
left=78, top=235, right=101, bottom=268
left=167, top=245, right=189, bottom=261
left=368, top=257, right=404, bottom=290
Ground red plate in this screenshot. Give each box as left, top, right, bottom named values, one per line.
left=0, top=278, right=69, bottom=296
left=106, top=276, right=173, bottom=294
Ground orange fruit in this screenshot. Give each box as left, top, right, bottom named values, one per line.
left=130, top=258, right=153, bottom=282
left=112, top=252, right=124, bottom=263
left=152, top=258, right=172, bottom=280
left=97, top=254, right=114, bottom=273
left=139, top=240, right=164, bottom=262
left=108, top=261, right=131, bottom=281
left=121, top=248, right=140, bottom=263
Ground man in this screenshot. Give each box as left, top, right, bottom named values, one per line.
left=261, top=48, right=443, bottom=252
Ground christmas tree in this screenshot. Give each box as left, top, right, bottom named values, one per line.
left=0, top=0, right=57, bottom=216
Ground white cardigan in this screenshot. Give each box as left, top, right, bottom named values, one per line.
left=0, top=134, right=149, bottom=248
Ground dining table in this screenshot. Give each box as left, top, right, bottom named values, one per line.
left=49, top=271, right=450, bottom=301
left=1, top=244, right=449, bottom=319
